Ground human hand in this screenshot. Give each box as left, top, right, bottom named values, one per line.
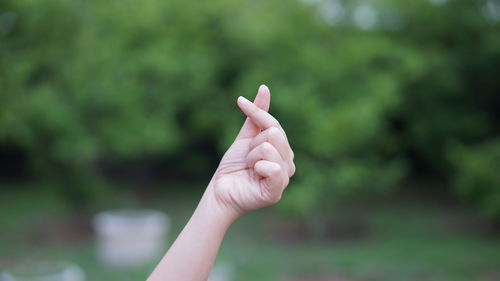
left=207, top=85, right=295, bottom=218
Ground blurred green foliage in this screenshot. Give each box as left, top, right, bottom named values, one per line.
left=450, top=138, right=500, bottom=217
left=0, top=0, right=499, bottom=219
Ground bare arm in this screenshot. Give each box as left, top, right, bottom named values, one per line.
left=147, top=85, right=295, bottom=281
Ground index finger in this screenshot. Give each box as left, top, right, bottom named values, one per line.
left=237, top=96, right=280, bottom=130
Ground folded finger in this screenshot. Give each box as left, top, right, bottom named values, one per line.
left=254, top=160, right=288, bottom=203
left=250, top=127, right=293, bottom=162
left=246, top=142, right=283, bottom=169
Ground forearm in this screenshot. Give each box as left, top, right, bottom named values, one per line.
left=147, top=187, right=237, bottom=281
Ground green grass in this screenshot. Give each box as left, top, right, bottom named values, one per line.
left=1, top=186, right=499, bottom=281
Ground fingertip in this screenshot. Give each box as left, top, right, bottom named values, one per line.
left=237, top=96, right=251, bottom=107
left=258, top=85, right=271, bottom=100
left=255, top=84, right=271, bottom=112
left=254, top=160, right=281, bottom=176
left=266, top=161, right=281, bottom=174
left=259, top=84, right=270, bottom=93
left=271, top=161, right=281, bottom=172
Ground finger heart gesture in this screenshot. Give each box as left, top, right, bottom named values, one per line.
left=208, top=85, right=295, bottom=216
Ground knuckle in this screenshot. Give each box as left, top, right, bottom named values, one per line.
left=261, top=142, right=273, bottom=153
left=289, top=162, right=296, bottom=177
left=268, top=126, right=279, bottom=136
left=283, top=175, right=290, bottom=187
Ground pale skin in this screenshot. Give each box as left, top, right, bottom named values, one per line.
left=147, top=85, right=295, bottom=281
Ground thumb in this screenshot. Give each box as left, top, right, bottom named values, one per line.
left=235, top=85, right=270, bottom=140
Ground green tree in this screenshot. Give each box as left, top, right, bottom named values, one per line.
left=1, top=0, right=499, bottom=220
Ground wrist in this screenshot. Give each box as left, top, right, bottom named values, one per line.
left=198, top=186, right=241, bottom=228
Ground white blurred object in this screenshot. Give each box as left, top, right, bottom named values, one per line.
left=1, top=262, right=85, bottom=281
left=353, top=4, right=378, bottom=30
left=318, top=0, right=345, bottom=26
left=482, top=0, right=500, bottom=21
left=208, top=263, right=233, bottom=281
left=93, top=209, right=170, bottom=268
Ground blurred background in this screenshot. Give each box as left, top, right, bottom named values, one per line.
left=1, top=0, right=500, bottom=280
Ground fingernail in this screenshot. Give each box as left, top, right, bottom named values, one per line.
left=238, top=96, right=252, bottom=106
left=259, top=84, right=269, bottom=91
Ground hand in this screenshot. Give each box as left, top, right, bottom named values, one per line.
left=207, top=85, right=295, bottom=217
